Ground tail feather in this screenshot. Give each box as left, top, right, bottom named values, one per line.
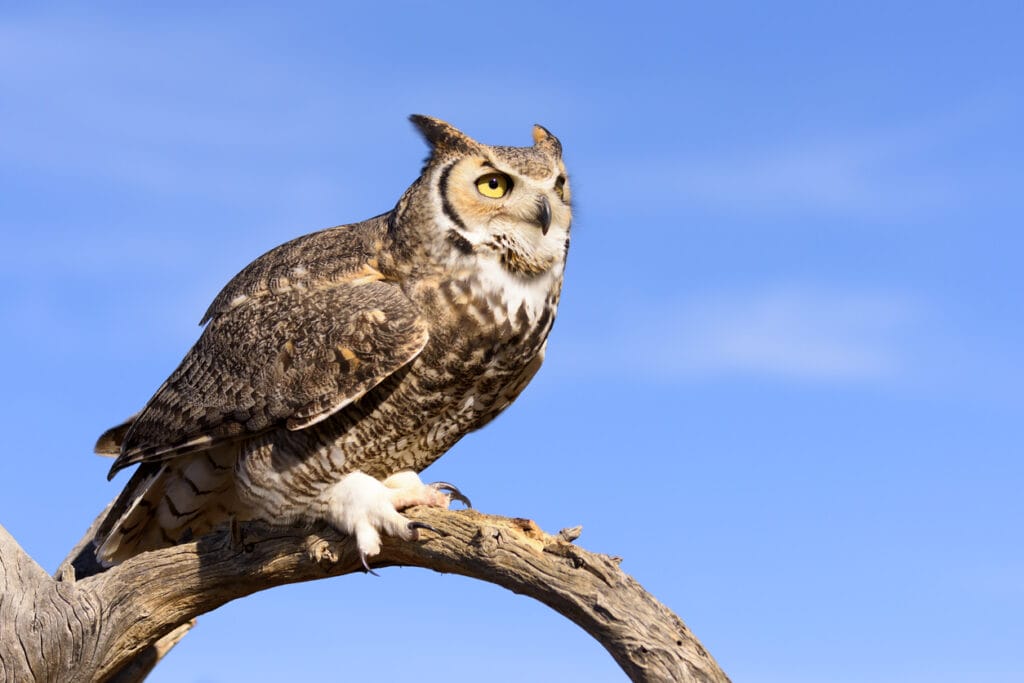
left=95, top=464, right=167, bottom=563
left=95, top=449, right=240, bottom=565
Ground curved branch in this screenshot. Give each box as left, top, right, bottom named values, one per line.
left=3, top=509, right=730, bottom=682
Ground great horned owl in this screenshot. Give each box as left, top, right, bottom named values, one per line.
left=93, top=116, right=571, bottom=569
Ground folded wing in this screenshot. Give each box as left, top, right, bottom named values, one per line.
left=105, top=276, right=428, bottom=478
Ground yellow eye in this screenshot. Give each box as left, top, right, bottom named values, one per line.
left=476, top=173, right=511, bottom=199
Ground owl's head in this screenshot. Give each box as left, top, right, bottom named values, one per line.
left=399, top=115, right=571, bottom=278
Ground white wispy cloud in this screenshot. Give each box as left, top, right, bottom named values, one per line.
left=667, top=137, right=956, bottom=218
left=0, top=18, right=572, bottom=204
left=665, top=288, right=913, bottom=381
left=554, top=287, right=919, bottom=384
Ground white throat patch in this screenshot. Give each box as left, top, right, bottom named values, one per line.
left=474, top=256, right=562, bottom=323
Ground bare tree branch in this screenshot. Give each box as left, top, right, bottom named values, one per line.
left=1, top=507, right=730, bottom=682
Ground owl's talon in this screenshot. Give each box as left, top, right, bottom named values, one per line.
left=429, top=481, right=472, bottom=508
left=407, top=520, right=445, bottom=537
left=360, top=552, right=380, bottom=577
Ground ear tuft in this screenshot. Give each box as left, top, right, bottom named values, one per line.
left=532, top=124, right=562, bottom=157
left=409, top=115, right=476, bottom=155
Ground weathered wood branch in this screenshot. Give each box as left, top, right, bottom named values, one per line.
left=1, top=507, right=730, bottom=682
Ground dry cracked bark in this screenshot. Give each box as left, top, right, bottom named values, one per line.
left=0, top=505, right=730, bottom=682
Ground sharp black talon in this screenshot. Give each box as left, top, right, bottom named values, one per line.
left=431, top=481, right=473, bottom=508
left=408, top=520, right=446, bottom=537
left=361, top=553, right=380, bottom=577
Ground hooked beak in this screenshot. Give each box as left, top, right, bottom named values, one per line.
left=535, top=196, right=552, bottom=235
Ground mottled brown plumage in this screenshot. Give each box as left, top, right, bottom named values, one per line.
left=94, top=116, right=572, bottom=565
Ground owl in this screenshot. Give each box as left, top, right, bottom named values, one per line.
left=93, top=116, right=572, bottom=570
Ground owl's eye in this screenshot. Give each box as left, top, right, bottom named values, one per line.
left=476, top=173, right=511, bottom=199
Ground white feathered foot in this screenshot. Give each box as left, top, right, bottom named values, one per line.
left=323, top=470, right=471, bottom=575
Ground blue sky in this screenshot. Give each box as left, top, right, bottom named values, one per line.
left=1, top=3, right=1021, bottom=681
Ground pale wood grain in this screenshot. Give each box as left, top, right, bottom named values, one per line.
left=1, top=507, right=730, bottom=682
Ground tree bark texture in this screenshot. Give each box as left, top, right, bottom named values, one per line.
left=1, top=506, right=730, bottom=682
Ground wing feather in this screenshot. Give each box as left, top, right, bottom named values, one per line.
left=106, top=276, right=428, bottom=478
